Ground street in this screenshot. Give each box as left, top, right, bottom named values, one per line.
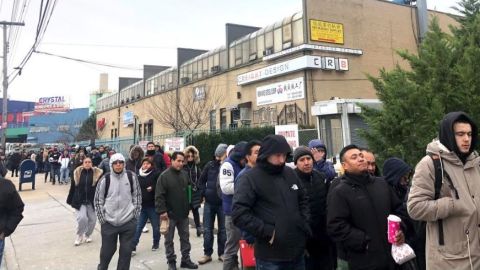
left=1, top=175, right=224, bottom=270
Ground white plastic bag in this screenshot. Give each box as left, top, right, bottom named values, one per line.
left=392, top=243, right=416, bottom=265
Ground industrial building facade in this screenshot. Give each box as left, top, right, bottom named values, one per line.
left=96, top=0, right=456, bottom=154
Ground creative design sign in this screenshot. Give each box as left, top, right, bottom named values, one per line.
left=256, top=77, right=304, bottom=106
left=34, top=96, right=69, bottom=112
left=275, top=124, right=299, bottom=150
left=237, top=55, right=348, bottom=85
left=310, top=19, right=344, bottom=44
left=123, top=111, right=134, bottom=127
left=165, top=137, right=185, bottom=151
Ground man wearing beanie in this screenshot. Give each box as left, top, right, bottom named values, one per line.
left=197, top=143, right=228, bottom=265
left=308, top=139, right=336, bottom=182
left=327, top=145, right=405, bottom=270
left=232, top=135, right=310, bottom=269
left=408, top=112, right=480, bottom=269
left=94, top=153, right=142, bottom=270
left=293, top=146, right=335, bottom=270
left=383, top=158, right=425, bottom=270
left=219, top=141, right=247, bottom=270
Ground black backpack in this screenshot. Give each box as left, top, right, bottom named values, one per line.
left=419, top=153, right=459, bottom=246
left=103, top=170, right=134, bottom=198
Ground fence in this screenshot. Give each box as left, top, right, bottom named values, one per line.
left=74, top=127, right=321, bottom=157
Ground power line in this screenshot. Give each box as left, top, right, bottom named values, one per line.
left=42, top=42, right=176, bottom=50
left=35, top=50, right=143, bottom=70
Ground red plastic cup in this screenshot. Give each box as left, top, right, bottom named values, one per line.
left=387, top=214, right=401, bottom=244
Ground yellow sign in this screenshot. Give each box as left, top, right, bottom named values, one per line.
left=310, top=20, right=344, bottom=44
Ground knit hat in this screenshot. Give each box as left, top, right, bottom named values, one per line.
left=308, top=139, right=326, bottom=151
left=383, top=157, right=412, bottom=186
left=230, top=141, right=248, bottom=162
left=293, top=146, right=314, bottom=164
left=215, top=143, right=228, bottom=158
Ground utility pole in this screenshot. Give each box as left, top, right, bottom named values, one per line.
left=0, top=21, right=24, bottom=151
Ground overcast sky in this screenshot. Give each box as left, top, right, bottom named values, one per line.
left=0, top=0, right=460, bottom=109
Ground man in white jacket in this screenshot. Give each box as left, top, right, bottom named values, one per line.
left=219, top=142, right=246, bottom=270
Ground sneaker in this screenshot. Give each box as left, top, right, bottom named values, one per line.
left=74, top=235, right=82, bottom=246
left=85, top=236, right=92, bottom=243
left=180, top=260, right=198, bottom=269
left=197, top=255, right=212, bottom=265
left=142, top=226, right=149, bottom=233
left=131, top=248, right=136, bottom=257
left=151, top=244, right=159, bottom=251
left=196, top=227, right=203, bottom=237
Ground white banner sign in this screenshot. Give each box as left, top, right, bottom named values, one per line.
left=164, top=137, right=185, bottom=152
left=237, top=55, right=348, bottom=85
left=256, top=77, right=305, bottom=106
left=275, top=124, right=299, bottom=150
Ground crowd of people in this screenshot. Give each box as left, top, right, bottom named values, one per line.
left=2, top=111, right=480, bottom=270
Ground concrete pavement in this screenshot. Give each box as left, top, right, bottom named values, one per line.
left=1, top=174, right=225, bottom=270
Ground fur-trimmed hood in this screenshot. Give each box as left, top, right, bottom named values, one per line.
left=73, top=166, right=103, bottom=186
left=184, top=145, right=200, bottom=164
left=129, top=145, right=144, bottom=161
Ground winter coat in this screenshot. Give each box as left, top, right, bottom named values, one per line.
left=90, top=152, right=103, bottom=167
left=137, top=169, right=160, bottom=208
left=407, top=140, right=480, bottom=269
left=295, top=169, right=334, bottom=260
left=198, top=159, right=222, bottom=205
left=98, top=157, right=110, bottom=176
left=183, top=147, right=202, bottom=209
left=145, top=151, right=166, bottom=173
left=0, top=178, right=24, bottom=237
left=232, top=162, right=310, bottom=262
left=94, top=167, right=141, bottom=227
left=155, top=167, right=190, bottom=220
left=7, top=152, right=21, bottom=170
left=327, top=173, right=402, bottom=270
left=126, top=146, right=144, bottom=174
left=219, top=157, right=243, bottom=215
left=67, top=166, right=103, bottom=210
left=48, top=152, right=61, bottom=168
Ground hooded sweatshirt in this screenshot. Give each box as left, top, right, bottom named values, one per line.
left=439, top=111, right=478, bottom=164
left=126, top=146, right=144, bottom=174
left=94, top=153, right=141, bottom=226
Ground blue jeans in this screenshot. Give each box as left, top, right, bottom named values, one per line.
left=60, top=167, right=69, bottom=182
left=256, top=256, right=305, bottom=270
left=203, top=202, right=226, bottom=256
left=0, top=238, right=4, bottom=268
left=50, top=165, right=60, bottom=183
left=132, top=207, right=160, bottom=248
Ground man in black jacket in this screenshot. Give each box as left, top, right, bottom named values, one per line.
left=155, top=152, right=198, bottom=270
left=146, top=142, right=166, bottom=173
left=327, top=144, right=405, bottom=270
left=293, top=146, right=335, bottom=270
left=232, top=135, right=310, bottom=269
left=0, top=178, right=24, bottom=267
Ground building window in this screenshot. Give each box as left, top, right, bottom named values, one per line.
left=292, top=18, right=304, bottom=46
left=220, top=108, right=227, bottom=130
left=209, top=110, right=216, bottom=131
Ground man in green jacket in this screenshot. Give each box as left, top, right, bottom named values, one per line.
left=156, top=151, right=198, bottom=270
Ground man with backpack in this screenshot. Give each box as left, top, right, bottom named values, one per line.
left=408, top=111, right=480, bottom=269
left=94, top=153, right=141, bottom=270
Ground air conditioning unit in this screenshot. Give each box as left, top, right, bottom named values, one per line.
left=249, top=54, right=257, bottom=61
left=210, top=65, right=221, bottom=73
left=263, top=48, right=273, bottom=56
left=181, top=77, right=190, bottom=84
left=126, top=97, right=130, bottom=103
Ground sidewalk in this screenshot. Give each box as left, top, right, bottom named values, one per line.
left=2, top=174, right=224, bottom=270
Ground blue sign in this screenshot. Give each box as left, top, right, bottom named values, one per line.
left=123, top=111, right=134, bottom=127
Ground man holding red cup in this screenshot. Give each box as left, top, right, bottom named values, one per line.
left=327, top=144, right=405, bottom=270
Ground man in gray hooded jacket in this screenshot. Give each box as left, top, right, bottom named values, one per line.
left=94, top=153, right=141, bottom=270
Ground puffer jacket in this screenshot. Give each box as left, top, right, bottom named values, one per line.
left=183, top=145, right=202, bottom=209
left=126, top=146, right=144, bottom=174
left=407, top=140, right=480, bottom=269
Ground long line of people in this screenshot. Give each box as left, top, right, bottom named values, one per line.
left=6, top=111, right=478, bottom=270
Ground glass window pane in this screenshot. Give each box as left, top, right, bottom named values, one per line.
left=229, top=47, right=236, bottom=67
left=220, top=50, right=227, bottom=70
left=250, top=37, right=256, bottom=55
left=283, top=23, right=292, bottom=42
left=214, top=53, right=219, bottom=66
left=242, top=41, right=249, bottom=63
left=293, top=19, right=304, bottom=46
left=274, top=28, right=282, bottom=52
left=265, top=31, right=273, bottom=49
left=208, top=55, right=214, bottom=74
left=257, top=34, right=264, bottom=58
